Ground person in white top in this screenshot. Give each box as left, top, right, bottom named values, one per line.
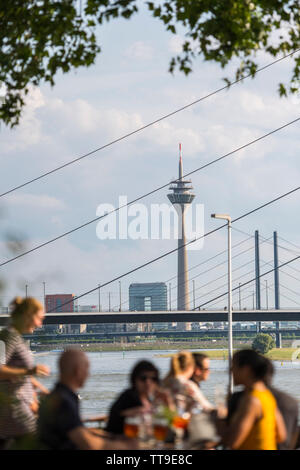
left=162, top=351, right=214, bottom=412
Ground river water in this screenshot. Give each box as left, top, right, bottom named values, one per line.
left=35, top=349, right=300, bottom=418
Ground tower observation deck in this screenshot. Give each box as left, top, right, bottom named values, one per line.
left=167, top=144, right=195, bottom=316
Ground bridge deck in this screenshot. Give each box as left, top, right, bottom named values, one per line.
left=1, top=310, right=300, bottom=326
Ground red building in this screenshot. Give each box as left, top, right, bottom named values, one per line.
left=45, top=294, right=74, bottom=313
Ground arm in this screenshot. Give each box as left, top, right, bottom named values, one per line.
left=0, top=364, right=49, bottom=380
left=186, top=381, right=215, bottom=411
left=275, top=407, right=287, bottom=444
left=68, top=426, right=139, bottom=450
left=31, top=377, right=49, bottom=394
left=0, top=364, right=32, bottom=380
left=68, top=426, right=107, bottom=450
left=222, top=394, right=260, bottom=449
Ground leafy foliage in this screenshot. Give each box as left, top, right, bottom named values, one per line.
left=1, top=0, right=300, bottom=126
left=252, top=333, right=276, bottom=354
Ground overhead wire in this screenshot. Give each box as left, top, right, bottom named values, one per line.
left=1, top=49, right=300, bottom=199
left=2, top=116, right=300, bottom=269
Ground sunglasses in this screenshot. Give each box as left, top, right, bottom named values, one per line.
left=138, top=375, right=159, bottom=383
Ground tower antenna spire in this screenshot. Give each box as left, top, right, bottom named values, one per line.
left=167, top=144, right=195, bottom=329
left=179, top=142, right=183, bottom=180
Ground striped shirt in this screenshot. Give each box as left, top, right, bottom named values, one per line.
left=0, top=326, right=36, bottom=438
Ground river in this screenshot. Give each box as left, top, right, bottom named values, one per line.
left=35, top=349, right=300, bottom=418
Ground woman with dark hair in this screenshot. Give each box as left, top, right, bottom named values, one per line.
left=106, top=360, right=161, bottom=435
left=222, top=349, right=286, bottom=450
left=0, top=297, right=50, bottom=448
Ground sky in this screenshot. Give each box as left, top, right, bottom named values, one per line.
left=0, top=5, right=300, bottom=311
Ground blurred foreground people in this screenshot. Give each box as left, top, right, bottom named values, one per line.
left=38, top=349, right=136, bottom=450
left=227, top=356, right=298, bottom=450
left=163, top=351, right=214, bottom=412
left=222, top=349, right=286, bottom=450
left=0, top=297, right=50, bottom=449
left=106, top=360, right=171, bottom=435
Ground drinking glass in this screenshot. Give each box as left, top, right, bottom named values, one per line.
left=124, top=416, right=140, bottom=439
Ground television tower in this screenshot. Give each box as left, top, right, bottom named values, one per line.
left=167, top=144, right=195, bottom=314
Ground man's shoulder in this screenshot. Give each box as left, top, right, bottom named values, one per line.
left=41, top=384, right=77, bottom=414
left=271, top=387, right=299, bottom=412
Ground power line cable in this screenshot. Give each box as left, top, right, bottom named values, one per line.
left=194, top=253, right=300, bottom=310
left=232, top=227, right=300, bottom=256
left=2, top=117, right=300, bottom=269
left=186, top=260, right=271, bottom=309
left=110, top=233, right=253, bottom=311
left=49, top=184, right=300, bottom=312
left=278, top=235, right=300, bottom=252
left=112, top=234, right=263, bottom=311
left=1, top=49, right=299, bottom=199
left=170, top=243, right=273, bottom=308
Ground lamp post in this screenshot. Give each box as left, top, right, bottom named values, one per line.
left=25, top=284, right=28, bottom=298
left=98, top=284, right=101, bottom=312
left=211, top=213, right=233, bottom=393
left=192, top=280, right=196, bottom=310
left=43, top=282, right=46, bottom=311
left=119, top=281, right=122, bottom=312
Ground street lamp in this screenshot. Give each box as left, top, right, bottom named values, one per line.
left=119, top=281, right=122, bottom=312
left=43, top=282, right=46, bottom=311
left=211, top=213, right=233, bottom=393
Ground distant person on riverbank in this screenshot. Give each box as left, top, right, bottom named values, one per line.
left=0, top=297, right=50, bottom=449
left=163, top=351, right=214, bottom=412
left=38, top=349, right=135, bottom=450
left=222, top=349, right=286, bottom=450
left=227, top=356, right=298, bottom=450
left=106, top=360, right=171, bottom=435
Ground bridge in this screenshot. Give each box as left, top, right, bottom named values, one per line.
left=25, top=328, right=300, bottom=342
left=1, top=309, right=300, bottom=326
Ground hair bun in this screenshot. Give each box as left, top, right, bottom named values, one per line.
left=11, top=296, right=23, bottom=307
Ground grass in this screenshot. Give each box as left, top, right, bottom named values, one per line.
left=156, top=348, right=300, bottom=362
left=266, top=348, right=298, bottom=361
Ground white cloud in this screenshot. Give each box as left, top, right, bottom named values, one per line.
left=6, top=194, right=66, bottom=211
left=168, top=36, right=184, bottom=54
left=124, top=41, right=154, bottom=60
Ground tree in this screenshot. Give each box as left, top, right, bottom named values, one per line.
left=1, top=0, right=300, bottom=127
left=252, top=333, right=275, bottom=354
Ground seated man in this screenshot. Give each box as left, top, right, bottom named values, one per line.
left=38, top=349, right=135, bottom=450
left=190, top=353, right=214, bottom=410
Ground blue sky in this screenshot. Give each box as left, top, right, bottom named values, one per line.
left=0, top=6, right=300, bottom=311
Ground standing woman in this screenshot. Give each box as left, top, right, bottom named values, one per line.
left=0, top=297, right=50, bottom=448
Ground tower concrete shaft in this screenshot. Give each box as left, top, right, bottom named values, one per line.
left=177, top=205, right=189, bottom=310
left=167, top=144, right=195, bottom=314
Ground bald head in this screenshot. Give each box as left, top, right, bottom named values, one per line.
left=59, top=349, right=89, bottom=389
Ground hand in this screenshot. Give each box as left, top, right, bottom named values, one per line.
left=30, top=399, right=39, bottom=414
left=216, top=405, right=228, bottom=419
left=33, top=364, right=50, bottom=377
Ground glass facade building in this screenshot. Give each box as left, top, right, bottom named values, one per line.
left=129, top=283, right=168, bottom=311
left=129, top=282, right=168, bottom=331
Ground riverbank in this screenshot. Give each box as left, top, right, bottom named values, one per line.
left=32, top=340, right=299, bottom=361
left=156, top=348, right=299, bottom=361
